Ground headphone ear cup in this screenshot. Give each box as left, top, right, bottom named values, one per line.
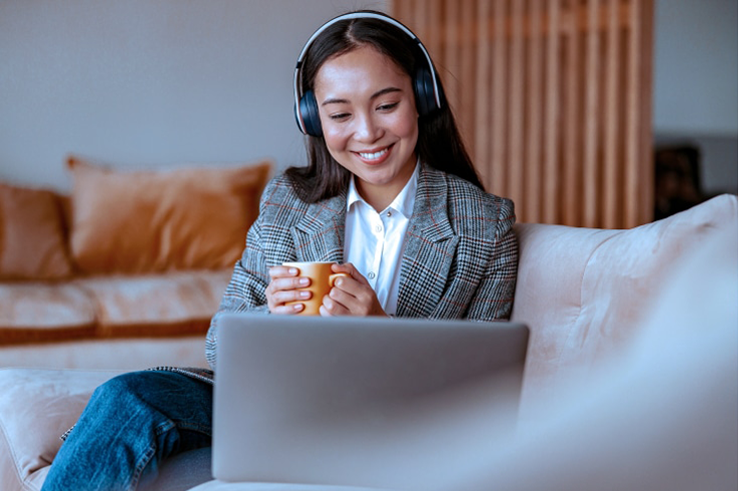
left=299, top=90, right=322, bottom=137
left=414, top=67, right=438, bottom=117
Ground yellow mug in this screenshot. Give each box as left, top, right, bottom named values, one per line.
left=283, top=261, right=349, bottom=316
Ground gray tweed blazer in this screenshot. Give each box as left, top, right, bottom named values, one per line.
left=200, top=163, right=517, bottom=372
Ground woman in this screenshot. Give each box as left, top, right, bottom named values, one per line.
left=42, top=10, right=517, bottom=491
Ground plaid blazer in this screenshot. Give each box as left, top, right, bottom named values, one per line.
left=203, top=164, right=518, bottom=370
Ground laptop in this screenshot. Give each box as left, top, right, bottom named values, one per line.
left=212, top=314, right=529, bottom=489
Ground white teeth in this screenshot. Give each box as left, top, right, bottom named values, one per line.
left=358, top=148, right=388, bottom=160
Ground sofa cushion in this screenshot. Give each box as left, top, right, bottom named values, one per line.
left=0, top=182, right=73, bottom=281
left=0, top=368, right=121, bottom=491
left=437, top=222, right=738, bottom=491
left=67, top=156, right=272, bottom=274
left=0, top=283, right=96, bottom=344
left=0, top=269, right=229, bottom=346
left=511, top=194, right=738, bottom=412
left=75, top=269, right=231, bottom=338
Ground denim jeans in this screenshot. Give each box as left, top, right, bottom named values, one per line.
left=41, top=370, right=213, bottom=491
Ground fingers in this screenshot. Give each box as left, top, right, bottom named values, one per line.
left=325, top=283, right=384, bottom=316
left=319, top=301, right=338, bottom=317
left=267, top=263, right=386, bottom=317
left=266, top=266, right=312, bottom=314
left=324, top=263, right=387, bottom=317
left=267, top=266, right=310, bottom=297
left=268, top=265, right=298, bottom=281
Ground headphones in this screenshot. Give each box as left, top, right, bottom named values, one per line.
left=293, top=11, right=442, bottom=137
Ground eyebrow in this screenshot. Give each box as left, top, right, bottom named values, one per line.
left=321, top=87, right=403, bottom=106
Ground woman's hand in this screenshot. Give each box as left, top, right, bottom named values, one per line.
left=266, top=266, right=311, bottom=315
left=320, top=263, right=388, bottom=317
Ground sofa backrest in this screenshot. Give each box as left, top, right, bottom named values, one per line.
left=511, top=194, right=738, bottom=414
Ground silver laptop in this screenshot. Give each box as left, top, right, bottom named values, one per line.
left=212, top=314, right=529, bottom=489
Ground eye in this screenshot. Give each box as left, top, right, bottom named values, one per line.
left=377, top=102, right=399, bottom=112
left=329, top=112, right=350, bottom=121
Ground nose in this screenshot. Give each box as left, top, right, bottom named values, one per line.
left=353, top=112, right=383, bottom=143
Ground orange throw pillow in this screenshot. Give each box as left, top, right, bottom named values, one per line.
left=68, top=156, right=272, bottom=274
left=0, top=182, right=73, bottom=280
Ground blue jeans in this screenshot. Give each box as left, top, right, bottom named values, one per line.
left=41, top=370, right=213, bottom=491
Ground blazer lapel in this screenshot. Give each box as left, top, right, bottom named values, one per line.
left=291, top=191, right=346, bottom=263
left=396, top=166, right=459, bottom=317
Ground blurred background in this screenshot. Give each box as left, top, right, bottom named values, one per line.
left=0, top=0, right=735, bottom=227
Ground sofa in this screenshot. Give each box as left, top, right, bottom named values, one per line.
left=0, top=156, right=272, bottom=370
left=1, top=193, right=736, bottom=491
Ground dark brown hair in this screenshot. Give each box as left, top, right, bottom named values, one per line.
left=286, top=11, right=484, bottom=203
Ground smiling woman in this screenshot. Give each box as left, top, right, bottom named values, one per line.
left=40, top=10, right=520, bottom=491
left=314, top=46, right=419, bottom=211
left=286, top=10, right=485, bottom=206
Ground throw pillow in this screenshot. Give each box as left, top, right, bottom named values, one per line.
left=68, top=156, right=272, bottom=274
left=0, top=182, right=73, bottom=280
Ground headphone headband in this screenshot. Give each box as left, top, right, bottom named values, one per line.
left=293, top=11, right=441, bottom=136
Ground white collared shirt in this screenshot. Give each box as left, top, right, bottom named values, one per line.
left=344, top=163, right=419, bottom=316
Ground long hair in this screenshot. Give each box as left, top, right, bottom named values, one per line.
left=286, top=11, right=485, bottom=203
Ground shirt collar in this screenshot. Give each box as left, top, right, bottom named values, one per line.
left=346, top=176, right=363, bottom=212
left=346, top=160, right=419, bottom=218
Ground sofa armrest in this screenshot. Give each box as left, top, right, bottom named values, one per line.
left=0, top=368, right=122, bottom=491
left=512, top=194, right=738, bottom=417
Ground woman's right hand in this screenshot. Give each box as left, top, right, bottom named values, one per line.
left=266, top=265, right=312, bottom=314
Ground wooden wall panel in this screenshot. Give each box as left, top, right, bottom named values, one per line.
left=392, top=0, right=654, bottom=228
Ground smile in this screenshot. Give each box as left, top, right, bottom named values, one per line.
left=359, top=148, right=388, bottom=160
left=354, top=145, right=393, bottom=164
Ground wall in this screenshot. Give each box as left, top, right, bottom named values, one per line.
left=653, top=0, right=738, bottom=195
left=1, top=0, right=735, bottom=196
left=0, top=0, right=388, bottom=191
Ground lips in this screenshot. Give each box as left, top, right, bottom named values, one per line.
left=353, top=144, right=394, bottom=165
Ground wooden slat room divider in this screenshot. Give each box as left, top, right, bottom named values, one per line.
left=392, top=0, right=654, bottom=228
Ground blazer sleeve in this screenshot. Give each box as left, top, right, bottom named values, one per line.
left=205, top=191, right=272, bottom=370
left=464, top=198, right=518, bottom=321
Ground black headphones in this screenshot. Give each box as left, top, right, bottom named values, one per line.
left=293, top=11, right=442, bottom=137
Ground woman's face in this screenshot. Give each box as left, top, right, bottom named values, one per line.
left=313, top=45, right=419, bottom=210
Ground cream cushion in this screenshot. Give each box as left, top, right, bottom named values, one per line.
left=0, top=270, right=230, bottom=347
left=429, top=212, right=738, bottom=491
left=511, top=194, right=738, bottom=415
left=0, top=283, right=96, bottom=344
left=0, top=369, right=121, bottom=491
left=75, top=269, right=231, bottom=338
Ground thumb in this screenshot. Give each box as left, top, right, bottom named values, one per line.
left=335, top=262, right=369, bottom=285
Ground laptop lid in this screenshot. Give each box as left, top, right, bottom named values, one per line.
left=212, top=314, right=529, bottom=489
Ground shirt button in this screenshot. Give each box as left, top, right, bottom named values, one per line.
left=374, top=225, right=382, bottom=233
left=386, top=211, right=392, bottom=217
left=368, top=272, right=376, bottom=279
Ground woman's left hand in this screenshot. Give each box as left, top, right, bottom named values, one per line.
left=319, top=263, right=388, bottom=317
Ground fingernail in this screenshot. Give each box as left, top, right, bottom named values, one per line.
left=293, top=303, right=303, bottom=311
left=300, top=291, right=310, bottom=298
left=334, top=278, right=343, bottom=287
left=299, top=278, right=309, bottom=286
left=289, top=268, right=298, bottom=275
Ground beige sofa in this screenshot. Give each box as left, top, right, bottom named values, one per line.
left=1, top=193, right=736, bottom=491
left=0, top=157, right=271, bottom=370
